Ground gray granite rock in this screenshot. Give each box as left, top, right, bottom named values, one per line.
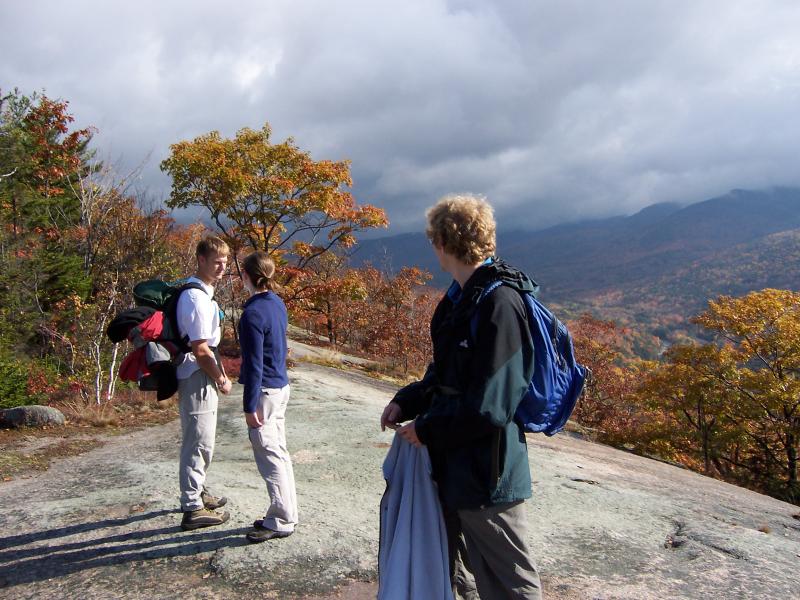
left=0, top=404, right=65, bottom=428
left=0, top=349, right=797, bottom=599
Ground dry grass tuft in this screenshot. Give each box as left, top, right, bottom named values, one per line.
left=303, top=348, right=346, bottom=369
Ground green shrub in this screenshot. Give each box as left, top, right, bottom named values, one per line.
left=0, top=352, right=43, bottom=409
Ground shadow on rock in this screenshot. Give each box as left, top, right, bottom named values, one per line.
left=0, top=509, right=249, bottom=588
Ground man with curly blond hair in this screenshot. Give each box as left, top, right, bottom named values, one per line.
left=381, top=195, right=543, bottom=599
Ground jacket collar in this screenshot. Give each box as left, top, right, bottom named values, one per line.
left=445, top=257, right=538, bottom=316
left=243, top=291, right=273, bottom=308
left=446, top=257, right=495, bottom=304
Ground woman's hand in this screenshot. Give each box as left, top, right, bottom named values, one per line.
left=245, top=412, right=263, bottom=428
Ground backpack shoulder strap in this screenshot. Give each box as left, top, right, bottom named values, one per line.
left=165, top=281, right=208, bottom=353
left=470, top=280, right=506, bottom=340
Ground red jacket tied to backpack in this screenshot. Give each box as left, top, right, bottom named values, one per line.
left=107, top=280, right=206, bottom=400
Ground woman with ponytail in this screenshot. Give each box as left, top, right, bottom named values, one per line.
left=238, top=251, right=298, bottom=543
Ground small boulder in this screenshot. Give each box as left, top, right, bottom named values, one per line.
left=0, top=405, right=66, bottom=428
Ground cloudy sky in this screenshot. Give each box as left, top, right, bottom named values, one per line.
left=2, top=0, right=799, bottom=233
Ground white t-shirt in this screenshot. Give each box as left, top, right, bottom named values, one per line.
left=175, top=276, right=222, bottom=380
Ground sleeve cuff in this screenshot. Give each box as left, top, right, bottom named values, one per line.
left=415, top=417, right=432, bottom=445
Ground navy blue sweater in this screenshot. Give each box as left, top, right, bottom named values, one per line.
left=237, top=291, right=289, bottom=413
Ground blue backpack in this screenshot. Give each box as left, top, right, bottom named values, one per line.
left=472, top=281, right=589, bottom=436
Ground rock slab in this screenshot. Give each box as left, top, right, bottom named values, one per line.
left=0, top=405, right=65, bottom=428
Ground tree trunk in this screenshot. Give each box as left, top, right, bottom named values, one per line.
left=786, top=433, right=798, bottom=501
left=325, top=300, right=335, bottom=346
left=106, top=344, right=119, bottom=402
left=11, top=191, right=19, bottom=239
left=326, top=316, right=336, bottom=347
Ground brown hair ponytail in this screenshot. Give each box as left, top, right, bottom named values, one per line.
left=242, top=251, right=277, bottom=291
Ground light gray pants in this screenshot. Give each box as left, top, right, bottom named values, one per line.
left=446, top=500, right=543, bottom=600
left=178, top=368, right=219, bottom=512
left=248, top=384, right=298, bottom=532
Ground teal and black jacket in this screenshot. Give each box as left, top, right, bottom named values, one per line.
left=393, top=258, right=537, bottom=510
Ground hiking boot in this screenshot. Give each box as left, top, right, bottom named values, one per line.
left=246, top=521, right=293, bottom=543
left=201, top=489, right=228, bottom=510
left=181, top=508, right=230, bottom=531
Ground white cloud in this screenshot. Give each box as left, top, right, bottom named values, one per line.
left=2, top=0, right=799, bottom=232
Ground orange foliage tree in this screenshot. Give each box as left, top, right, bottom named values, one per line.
left=637, top=289, right=800, bottom=503
left=287, top=252, right=369, bottom=346
left=636, top=344, right=741, bottom=476
left=356, top=267, right=437, bottom=375
left=568, top=313, right=640, bottom=440
left=40, top=164, right=200, bottom=404
left=160, top=123, right=387, bottom=270
left=160, top=123, right=388, bottom=339
left=289, top=263, right=438, bottom=377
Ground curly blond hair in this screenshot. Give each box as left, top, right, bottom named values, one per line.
left=425, top=194, right=496, bottom=264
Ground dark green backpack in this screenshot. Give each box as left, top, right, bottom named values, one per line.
left=132, top=279, right=206, bottom=352
left=133, top=279, right=195, bottom=309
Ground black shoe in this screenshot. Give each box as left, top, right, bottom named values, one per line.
left=246, top=522, right=293, bottom=543
left=201, top=489, right=228, bottom=510
left=181, top=508, right=230, bottom=531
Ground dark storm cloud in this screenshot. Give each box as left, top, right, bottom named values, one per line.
left=2, top=0, right=799, bottom=232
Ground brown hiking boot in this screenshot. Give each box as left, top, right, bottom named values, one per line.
left=201, top=489, right=228, bottom=510
left=246, top=520, right=293, bottom=543
left=181, top=508, right=230, bottom=531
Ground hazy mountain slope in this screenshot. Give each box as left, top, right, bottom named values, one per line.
left=617, top=228, right=800, bottom=322
left=354, top=188, right=800, bottom=303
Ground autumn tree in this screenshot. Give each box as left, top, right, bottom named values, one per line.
left=0, top=89, right=95, bottom=352
left=638, top=289, right=800, bottom=502
left=358, top=266, right=436, bottom=375
left=159, top=123, right=387, bottom=274
left=568, top=313, right=640, bottom=440
left=29, top=158, right=201, bottom=403
left=287, top=251, right=368, bottom=346
left=695, top=289, right=800, bottom=501
left=635, top=344, right=742, bottom=476
left=286, top=262, right=438, bottom=377
left=1, top=88, right=198, bottom=404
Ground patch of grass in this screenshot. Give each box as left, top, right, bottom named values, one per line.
left=0, top=452, right=46, bottom=479
left=56, top=389, right=178, bottom=429
left=0, top=436, right=103, bottom=480
left=297, top=346, right=423, bottom=388
left=358, top=361, right=419, bottom=386
left=0, top=389, right=179, bottom=481
left=302, top=348, right=347, bottom=369
left=61, top=398, right=122, bottom=427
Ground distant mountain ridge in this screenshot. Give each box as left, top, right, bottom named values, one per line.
left=353, top=187, right=800, bottom=353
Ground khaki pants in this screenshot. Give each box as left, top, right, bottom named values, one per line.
left=248, top=384, right=298, bottom=532
left=178, top=369, right=218, bottom=512
left=446, top=500, right=543, bottom=600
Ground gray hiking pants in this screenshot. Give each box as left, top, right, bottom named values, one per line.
left=446, top=500, right=543, bottom=600
left=178, top=368, right=219, bottom=512
left=248, top=384, right=298, bottom=532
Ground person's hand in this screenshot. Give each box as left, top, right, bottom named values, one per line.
left=397, top=421, right=422, bottom=447
left=217, top=376, right=233, bottom=395
left=381, top=401, right=402, bottom=431
left=245, top=411, right=263, bottom=428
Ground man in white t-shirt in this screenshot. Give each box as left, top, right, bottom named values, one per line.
left=176, top=236, right=234, bottom=531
